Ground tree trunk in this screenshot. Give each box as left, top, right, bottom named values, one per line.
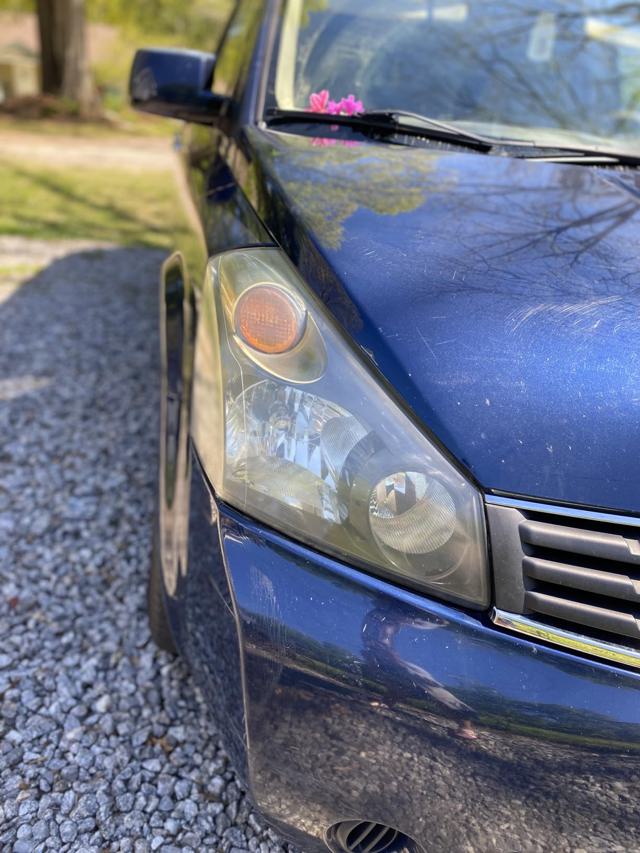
left=36, top=0, right=92, bottom=114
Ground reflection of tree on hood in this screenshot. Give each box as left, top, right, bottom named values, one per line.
left=262, top=135, right=449, bottom=249
left=362, top=606, right=475, bottom=720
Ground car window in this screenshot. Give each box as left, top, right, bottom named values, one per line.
left=274, top=0, right=640, bottom=149
left=214, top=0, right=263, bottom=99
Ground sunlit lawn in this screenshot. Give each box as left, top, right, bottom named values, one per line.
left=0, top=112, right=177, bottom=140
left=0, top=157, right=191, bottom=249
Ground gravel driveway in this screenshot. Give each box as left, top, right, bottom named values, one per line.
left=0, top=239, right=291, bottom=853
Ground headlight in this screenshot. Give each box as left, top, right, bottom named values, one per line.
left=192, top=248, right=489, bottom=608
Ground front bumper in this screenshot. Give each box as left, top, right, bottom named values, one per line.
left=175, top=462, right=640, bottom=853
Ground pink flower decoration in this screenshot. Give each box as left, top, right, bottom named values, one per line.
left=309, top=89, right=330, bottom=113
left=307, top=90, right=364, bottom=115
left=338, top=94, right=364, bottom=116
left=327, top=101, right=350, bottom=116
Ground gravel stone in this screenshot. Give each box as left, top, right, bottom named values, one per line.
left=217, top=812, right=232, bottom=835
left=31, top=821, right=48, bottom=842
left=174, top=779, right=191, bottom=801
left=62, top=790, right=78, bottom=814
left=157, top=795, right=174, bottom=813
left=0, top=241, right=292, bottom=853
left=156, top=776, right=174, bottom=797
left=182, top=799, right=198, bottom=821
left=164, top=818, right=179, bottom=835
left=116, top=793, right=135, bottom=813
left=59, top=821, right=78, bottom=843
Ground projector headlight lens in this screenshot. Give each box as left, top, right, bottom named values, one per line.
left=370, top=472, right=456, bottom=556
left=192, top=248, right=489, bottom=608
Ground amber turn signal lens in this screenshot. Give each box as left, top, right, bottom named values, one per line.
left=234, top=285, right=305, bottom=354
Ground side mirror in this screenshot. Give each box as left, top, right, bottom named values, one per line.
left=129, top=48, right=228, bottom=125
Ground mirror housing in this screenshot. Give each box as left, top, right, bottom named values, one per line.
left=129, top=48, right=228, bottom=125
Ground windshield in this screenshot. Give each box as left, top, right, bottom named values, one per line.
left=274, top=0, right=640, bottom=150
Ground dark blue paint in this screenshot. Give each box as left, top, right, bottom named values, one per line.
left=178, top=457, right=249, bottom=781
left=175, top=459, right=640, bottom=853
left=184, top=127, right=273, bottom=263
left=245, top=128, right=640, bottom=514
left=129, top=47, right=227, bottom=124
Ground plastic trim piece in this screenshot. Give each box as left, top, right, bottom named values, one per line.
left=492, top=608, right=640, bottom=670
left=325, top=820, right=422, bottom=853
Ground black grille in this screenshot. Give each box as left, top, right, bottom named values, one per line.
left=488, top=498, right=640, bottom=657
left=520, top=511, right=640, bottom=645
left=326, top=821, right=417, bottom=853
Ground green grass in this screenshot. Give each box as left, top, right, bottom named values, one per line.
left=0, top=112, right=178, bottom=139
left=0, top=158, right=191, bottom=249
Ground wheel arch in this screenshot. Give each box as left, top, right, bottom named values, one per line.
left=158, top=251, right=196, bottom=603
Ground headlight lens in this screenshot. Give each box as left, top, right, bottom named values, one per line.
left=369, top=472, right=456, bottom=555
left=192, top=248, right=489, bottom=608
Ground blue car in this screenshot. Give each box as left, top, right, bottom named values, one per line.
left=129, top=2, right=640, bottom=851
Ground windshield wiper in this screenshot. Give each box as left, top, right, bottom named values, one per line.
left=266, top=107, right=495, bottom=152
left=266, top=108, right=640, bottom=167
left=509, top=142, right=640, bottom=168
left=362, top=109, right=530, bottom=146
left=348, top=114, right=640, bottom=166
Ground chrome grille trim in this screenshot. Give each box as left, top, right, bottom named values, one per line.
left=493, top=608, right=640, bottom=670
left=486, top=495, right=640, bottom=528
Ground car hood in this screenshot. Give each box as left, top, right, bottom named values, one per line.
left=247, top=128, right=640, bottom=514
